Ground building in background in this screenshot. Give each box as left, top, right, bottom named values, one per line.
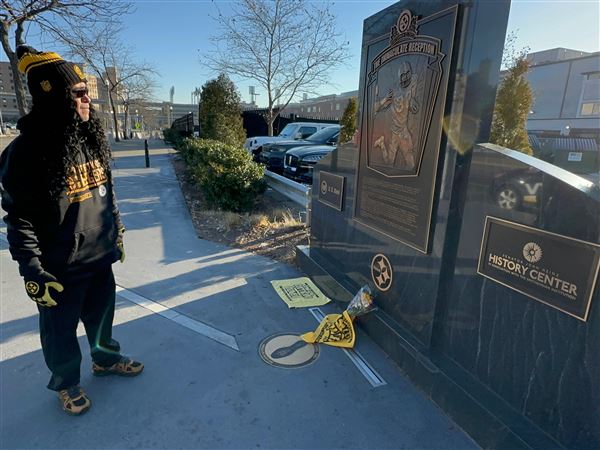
left=525, top=48, right=600, bottom=141
left=282, top=90, right=357, bottom=121
left=0, top=61, right=28, bottom=123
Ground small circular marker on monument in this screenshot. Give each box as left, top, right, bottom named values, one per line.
left=259, top=333, right=319, bottom=369
left=320, top=180, right=328, bottom=195
left=371, top=253, right=393, bottom=292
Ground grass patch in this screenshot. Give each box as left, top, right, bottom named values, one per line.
left=198, top=208, right=303, bottom=233
left=271, top=208, right=303, bottom=228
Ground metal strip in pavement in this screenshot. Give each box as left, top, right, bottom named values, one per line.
left=309, top=307, right=386, bottom=388
left=116, top=285, right=239, bottom=351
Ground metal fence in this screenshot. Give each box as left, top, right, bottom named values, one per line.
left=172, top=112, right=195, bottom=135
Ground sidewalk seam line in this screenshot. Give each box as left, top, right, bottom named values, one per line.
left=116, top=285, right=239, bottom=351
left=309, top=307, right=387, bottom=387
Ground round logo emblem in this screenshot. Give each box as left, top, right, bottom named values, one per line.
left=523, top=242, right=542, bottom=263
left=40, top=80, right=52, bottom=92
left=73, top=65, right=85, bottom=80
left=397, top=10, right=412, bottom=33
left=25, top=281, right=40, bottom=295
left=371, top=253, right=393, bottom=292
left=320, top=180, right=328, bottom=195
left=98, top=185, right=107, bottom=197
left=259, top=333, right=319, bottom=369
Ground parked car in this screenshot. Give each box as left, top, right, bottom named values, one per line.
left=259, top=125, right=340, bottom=173
left=490, top=167, right=543, bottom=210
left=283, top=144, right=337, bottom=184
left=244, top=122, right=335, bottom=162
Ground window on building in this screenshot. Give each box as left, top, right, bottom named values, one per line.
left=336, top=103, right=340, bottom=111
left=581, top=102, right=600, bottom=116
left=586, top=72, right=600, bottom=80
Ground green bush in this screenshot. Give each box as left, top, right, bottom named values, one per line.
left=340, top=97, right=358, bottom=144
left=205, top=111, right=246, bottom=148
left=199, top=74, right=247, bottom=148
left=178, top=137, right=202, bottom=165
left=163, top=128, right=183, bottom=147
left=182, top=138, right=267, bottom=212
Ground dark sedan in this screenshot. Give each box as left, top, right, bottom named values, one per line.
left=283, top=145, right=337, bottom=184
left=259, top=125, right=340, bottom=173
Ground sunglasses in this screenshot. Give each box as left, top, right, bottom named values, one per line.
left=71, top=88, right=89, bottom=98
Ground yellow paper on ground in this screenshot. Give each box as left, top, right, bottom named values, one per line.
left=271, top=277, right=331, bottom=308
left=301, top=311, right=355, bottom=348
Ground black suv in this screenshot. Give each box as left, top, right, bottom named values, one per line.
left=283, top=144, right=337, bottom=184
left=259, top=125, right=340, bottom=173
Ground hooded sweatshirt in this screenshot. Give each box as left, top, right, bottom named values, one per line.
left=0, top=115, right=123, bottom=278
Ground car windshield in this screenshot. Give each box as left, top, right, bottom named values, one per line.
left=278, top=124, right=296, bottom=137
left=306, top=126, right=340, bottom=142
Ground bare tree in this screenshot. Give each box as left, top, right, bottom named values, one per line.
left=58, top=23, right=158, bottom=140
left=0, top=0, right=133, bottom=116
left=116, top=73, right=157, bottom=139
left=204, top=0, right=350, bottom=136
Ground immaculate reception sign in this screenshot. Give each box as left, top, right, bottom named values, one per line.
left=478, top=217, right=600, bottom=321
left=354, top=7, right=458, bottom=253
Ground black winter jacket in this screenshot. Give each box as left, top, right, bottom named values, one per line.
left=0, top=132, right=123, bottom=278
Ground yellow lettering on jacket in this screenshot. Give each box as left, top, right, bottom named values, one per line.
left=66, top=159, right=107, bottom=203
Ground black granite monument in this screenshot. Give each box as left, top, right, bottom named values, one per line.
left=297, top=1, right=600, bottom=448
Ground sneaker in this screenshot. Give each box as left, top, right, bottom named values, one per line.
left=58, top=385, right=91, bottom=416
left=92, top=356, right=144, bottom=377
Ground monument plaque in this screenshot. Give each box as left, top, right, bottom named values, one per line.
left=478, top=216, right=600, bottom=321
left=318, top=171, right=345, bottom=211
left=354, top=7, right=458, bottom=253
left=296, top=0, right=600, bottom=447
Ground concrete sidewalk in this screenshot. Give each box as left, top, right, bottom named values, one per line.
left=0, top=138, right=477, bottom=449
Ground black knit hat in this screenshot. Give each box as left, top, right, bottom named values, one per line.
left=17, top=45, right=87, bottom=104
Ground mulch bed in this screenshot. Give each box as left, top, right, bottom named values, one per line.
left=171, top=154, right=309, bottom=265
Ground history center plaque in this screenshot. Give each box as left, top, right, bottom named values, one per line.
left=478, top=217, right=600, bottom=321
left=354, top=7, right=458, bottom=253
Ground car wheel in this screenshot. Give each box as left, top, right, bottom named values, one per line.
left=496, top=186, right=521, bottom=210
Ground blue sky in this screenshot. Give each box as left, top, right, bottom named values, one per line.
left=2, top=0, right=599, bottom=106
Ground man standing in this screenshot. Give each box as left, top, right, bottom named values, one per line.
left=0, top=46, right=143, bottom=416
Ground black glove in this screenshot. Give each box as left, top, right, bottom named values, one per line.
left=24, top=271, right=64, bottom=307
left=116, top=227, right=125, bottom=263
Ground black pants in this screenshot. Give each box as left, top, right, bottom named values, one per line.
left=38, top=264, right=122, bottom=391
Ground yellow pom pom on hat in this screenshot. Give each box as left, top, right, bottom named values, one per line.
left=16, top=45, right=86, bottom=104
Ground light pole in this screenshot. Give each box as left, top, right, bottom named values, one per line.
left=168, top=105, right=173, bottom=127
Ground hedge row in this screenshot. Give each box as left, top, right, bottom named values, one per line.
left=175, top=136, right=267, bottom=212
